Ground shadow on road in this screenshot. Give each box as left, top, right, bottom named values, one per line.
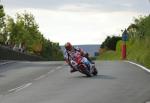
left=74, top=74, right=116, bottom=80
left=92, top=75, right=116, bottom=79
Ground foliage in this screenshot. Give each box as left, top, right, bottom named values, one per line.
left=6, top=13, right=43, bottom=52
left=97, top=50, right=119, bottom=60
left=97, top=40, right=122, bottom=60
left=127, top=15, right=150, bottom=39
left=126, top=15, right=150, bottom=68
left=101, top=36, right=122, bottom=50
left=0, top=6, right=63, bottom=60
left=0, top=5, right=6, bottom=43
left=99, top=15, right=150, bottom=69
left=41, top=39, right=64, bottom=60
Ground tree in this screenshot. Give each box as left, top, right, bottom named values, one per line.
left=127, top=15, right=150, bottom=40
left=41, top=39, right=63, bottom=60
left=0, top=4, right=6, bottom=44
left=5, top=10, right=63, bottom=60
left=6, top=12, right=44, bottom=53
left=101, top=36, right=122, bottom=50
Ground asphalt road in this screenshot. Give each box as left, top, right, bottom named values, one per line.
left=0, top=61, right=150, bottom=103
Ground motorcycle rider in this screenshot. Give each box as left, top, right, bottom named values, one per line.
left=64, top=42, right=94, bottom=73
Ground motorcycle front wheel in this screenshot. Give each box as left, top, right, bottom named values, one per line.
left=81, top=68, right=92, bottom=77
left=92, top=67, right=98, bottom=76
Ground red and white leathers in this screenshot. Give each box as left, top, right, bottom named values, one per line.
left=64, top=47, right=87, bottom=73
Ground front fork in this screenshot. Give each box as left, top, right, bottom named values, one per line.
left=81, top=57, right=93, bottom=72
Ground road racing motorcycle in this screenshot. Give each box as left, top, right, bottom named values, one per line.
left=69, top=52, right=98, bottom=77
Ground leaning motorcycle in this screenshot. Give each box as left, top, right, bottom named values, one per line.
left=69, top=52, right=98, bottom=77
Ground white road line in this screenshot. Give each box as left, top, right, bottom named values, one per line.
left=48, top=66, right=62, bottom=74
left=8, top=83, right=32, bottom=93
left=125, top=61, right=150, bottom=73
left=56, top=66, right=62, bottom=70
left=34, top=75, right=47, bottom=80
left=48, top=69, right=55, bottom=74
left=35, top=66, right=62, bottom=80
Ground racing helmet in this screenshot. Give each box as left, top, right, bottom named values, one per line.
left=65, top=42, right=73, bottom=51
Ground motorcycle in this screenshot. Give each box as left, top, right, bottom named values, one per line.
left=69, top=52, right=98, bottom=77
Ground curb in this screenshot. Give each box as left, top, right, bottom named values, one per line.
left=124, top=61, right=150, bottom=73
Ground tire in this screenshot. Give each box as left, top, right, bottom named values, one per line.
left=81, top=68, right=91, bottom=77
left=92, top=67, right=98, bottom=76
left=78, top=63, right=92, bottom=77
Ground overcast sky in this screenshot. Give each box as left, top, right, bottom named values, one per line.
left=1, top=0, right=150, bottom=45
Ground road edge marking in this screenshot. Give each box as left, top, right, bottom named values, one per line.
left=34, top=75, right=47, bottom=80
left=8, top=83, right=32, bottom=93
left=125, top=61, right=150, bottom=73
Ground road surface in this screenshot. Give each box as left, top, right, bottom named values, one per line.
left=0, top=61, right=150, bottom=103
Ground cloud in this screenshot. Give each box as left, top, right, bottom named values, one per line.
left=3, top=0, right=150, bottom=45
left=7, top=8, right=141, bottom=45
